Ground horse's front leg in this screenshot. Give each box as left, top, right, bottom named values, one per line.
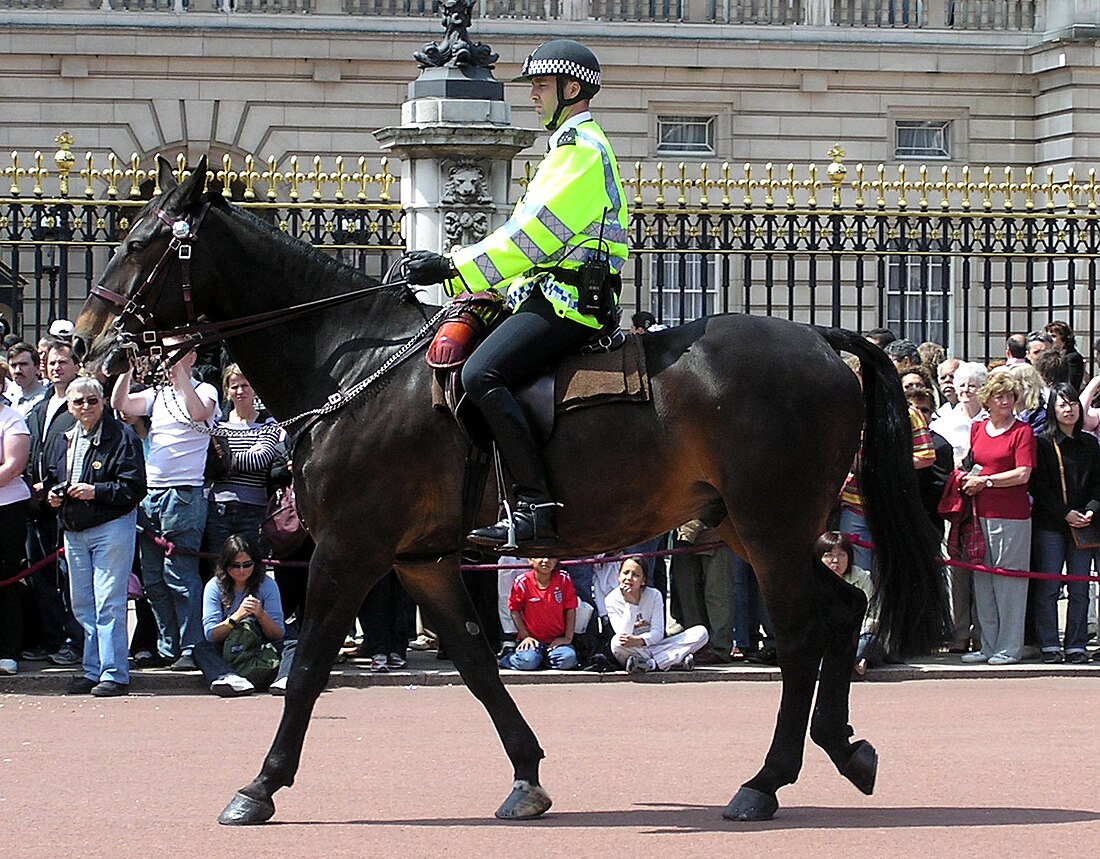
left=808, top=566, right=878, bottom=795
left=397, top=560, right=550, bottom=820
left=218, top=543, right=383, bottom=825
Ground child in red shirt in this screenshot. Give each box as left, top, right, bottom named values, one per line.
left=499, top=558, right=579, bottom=671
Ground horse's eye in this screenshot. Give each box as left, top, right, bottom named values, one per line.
left=127, top=240, right=146, bottom=253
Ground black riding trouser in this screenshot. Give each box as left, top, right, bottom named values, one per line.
left=461, top=289, right=594, bottom=401
left=461, top=289, right=594, bottom=499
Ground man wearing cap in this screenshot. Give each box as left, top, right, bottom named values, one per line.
left=404, top=39, right=628, bottom=551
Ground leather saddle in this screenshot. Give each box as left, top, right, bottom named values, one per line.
left=428, top=294, right=650, bottom=450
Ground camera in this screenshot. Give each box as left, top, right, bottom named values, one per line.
left=49, top=482, right=69, bottom=497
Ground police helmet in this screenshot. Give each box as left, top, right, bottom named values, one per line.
left=514, top=39, right=601, bottom=97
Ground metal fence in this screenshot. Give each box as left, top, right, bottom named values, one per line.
left=4, top=139, right=1100, bottom=365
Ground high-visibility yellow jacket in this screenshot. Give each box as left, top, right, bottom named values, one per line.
left=447, top=113, right=628, bottom=329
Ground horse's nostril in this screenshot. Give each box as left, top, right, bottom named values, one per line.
left=71, top=335, right=87, bottom=362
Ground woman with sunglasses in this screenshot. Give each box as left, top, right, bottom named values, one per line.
left=194, top=534, right=295, bottom=696
left=44, top=376, right=146, bottom=696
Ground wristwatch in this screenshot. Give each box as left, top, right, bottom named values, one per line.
left=985, top=478, right=994, bottom=489
left=227, top=617, right=238, bottom=627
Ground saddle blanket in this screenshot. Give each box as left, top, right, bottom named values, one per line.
left=554, top=332, right=650, bottom=413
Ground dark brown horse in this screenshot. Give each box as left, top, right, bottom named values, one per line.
left=74, top=156, right=949, bottom=825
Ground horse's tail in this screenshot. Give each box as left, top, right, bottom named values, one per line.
left=819, top=328, right=951, bottom=658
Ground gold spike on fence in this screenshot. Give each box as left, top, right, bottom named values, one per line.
left=0, top=134, right=401, bottom=210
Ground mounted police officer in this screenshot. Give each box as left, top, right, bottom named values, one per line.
left=405, top=39, right=629, bottom=551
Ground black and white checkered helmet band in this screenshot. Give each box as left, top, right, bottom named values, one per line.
left=519, top=57, right=601, bottom=89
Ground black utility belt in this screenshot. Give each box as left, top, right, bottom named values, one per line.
left=537, top=266, right=622, bottom=293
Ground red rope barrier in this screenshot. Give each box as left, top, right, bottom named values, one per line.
left=842, top=532, right=1100, bottom=584
left=0, top=547, right=65, bottom=589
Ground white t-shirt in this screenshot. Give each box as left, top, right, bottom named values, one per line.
left=141, top=380, right=220, bottom=489
left=0, top=404, right=32, bottom=506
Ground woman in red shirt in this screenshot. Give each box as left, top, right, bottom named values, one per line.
left=959, top=371, right=1036, bottom=665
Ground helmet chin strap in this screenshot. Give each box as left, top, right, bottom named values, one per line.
left=544, top=76, right=586, bottom=132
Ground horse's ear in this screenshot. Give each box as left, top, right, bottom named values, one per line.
left=156, top=155, right=177, bottom=192
left=176, top=154, right=209, bottom=209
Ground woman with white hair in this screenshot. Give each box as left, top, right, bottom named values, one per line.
left=930, top=361, right=989, bottom=467
left=45, top=376, right=146, bottom=696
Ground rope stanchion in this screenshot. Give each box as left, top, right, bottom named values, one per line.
left=0, top=547, right=65, bottom=589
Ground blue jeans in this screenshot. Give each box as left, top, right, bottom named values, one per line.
left=499, top=642, right=578, bottom=671
left=839, top=506, right=875, bottom=577
left=139, top=487, right=207, bottom=659
left=64, top=510, right=137, bottom=685
left=732, top=554, right=773, bottom=651
left=193, top=636, right=297, bottom=689
left=1032, top=527, right=1092, bottom=654
left=203, top=500, right=266, bottom=566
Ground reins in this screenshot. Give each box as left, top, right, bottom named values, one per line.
left=95, top=202, right=446, bottom=440
left=93, top=205, right=423, bottom=367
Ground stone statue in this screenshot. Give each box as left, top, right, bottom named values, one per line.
left=414, top=0, right=499, bottom=70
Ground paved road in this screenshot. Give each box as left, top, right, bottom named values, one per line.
left=3, top=677, right=1099, bottom=857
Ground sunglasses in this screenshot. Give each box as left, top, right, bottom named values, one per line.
left=228, top=560, right=256, bottom=570
left=69, top=397, right=100, bottom=407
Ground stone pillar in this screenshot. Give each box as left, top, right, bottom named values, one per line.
left=374, top=84, right=537, bottom=305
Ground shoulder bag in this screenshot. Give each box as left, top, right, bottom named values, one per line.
left=1053, top=442, right=1100, bottom=549
left=260, top=484, right=308, bottom=559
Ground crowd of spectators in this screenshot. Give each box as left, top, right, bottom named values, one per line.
left=3, top=313, right=1100, bottom=693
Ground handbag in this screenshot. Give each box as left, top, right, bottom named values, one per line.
left=204, top=433, right=233, bottom=482
left=1053, top=442, right=1100, bottom=549
left=222, top=617, right=281, bottom=689
left=260, top=484, right=308, bottom=559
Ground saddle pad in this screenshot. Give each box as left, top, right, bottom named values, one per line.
left=555, top=332, right=650, bottom=413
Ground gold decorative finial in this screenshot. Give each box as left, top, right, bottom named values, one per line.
left=826, top=143, right=847, bottom=206
left=54, top=131, right=76, bottom=197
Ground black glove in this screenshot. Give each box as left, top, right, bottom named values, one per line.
left=405, top=250, right=454, bottom=285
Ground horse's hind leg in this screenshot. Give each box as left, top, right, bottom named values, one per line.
left=397, top=560, right=550, bottom=820
left=219, top=545, right=381, bottom=825
left=718, top=531, right=827, bottom=821
left=808, top=563, right=878, bottom=795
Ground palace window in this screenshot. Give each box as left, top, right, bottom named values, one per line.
left=650, top=253, right=718, bottom=324
left=887, top=255, right=951, bottom=345
left=894, top=120, right=951, bottom=160
left=657, top=115, right=717, bottom=155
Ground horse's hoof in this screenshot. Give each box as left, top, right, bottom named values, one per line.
left=840, top=739, right=878, bottom=796
left=722, top=786, right=779, bottom=821
left=218, top=791, right=275, bottom=825
left=494, top=779, right=552, bottom=820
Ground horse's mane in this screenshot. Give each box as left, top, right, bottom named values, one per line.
left=212, top=195, right=418, bottom=306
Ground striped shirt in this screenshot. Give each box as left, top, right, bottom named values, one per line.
left=209, top=419, right=282, bottom=506
left=840, top=406, right=935, bottom=513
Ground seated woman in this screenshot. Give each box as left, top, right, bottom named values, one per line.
left=194, top=534, right=296, bottom=696
left=605, top=556, right=709, bottom=673
left=498, top=557, right=578, bottom=671
left=815, top=532, right=883, bottom=677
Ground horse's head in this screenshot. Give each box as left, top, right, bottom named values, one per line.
left=74, top=154, right=216, bottom=376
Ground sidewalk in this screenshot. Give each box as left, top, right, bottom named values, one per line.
left=3, top=647, right=1099, bottom=695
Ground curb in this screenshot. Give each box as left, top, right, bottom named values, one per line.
left=2, top=655, right=1098, bottom=695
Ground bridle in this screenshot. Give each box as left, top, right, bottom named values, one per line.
left=88, top=199, right=445, bottom=435
left=89, top=203, right=211, bottom=364
left=89, top=200, right=428, bottom=369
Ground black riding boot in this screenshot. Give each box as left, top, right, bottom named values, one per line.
left=467, top=387, right=559, bottom=550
